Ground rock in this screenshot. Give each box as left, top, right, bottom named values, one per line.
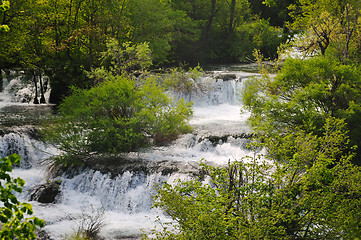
left=55, top=154, right=201, bottom=179
left=81, top=156, right=199, bottom=178
left=215, top=74, right=237, bottom=81
left=30, top=180, right=62, bottom=203
left=36, top=230, right=54, bottom=240
left=199, top=133, right=254, bottom=146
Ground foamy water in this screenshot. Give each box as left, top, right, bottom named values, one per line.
left=1, top=69, right=258, bottom=239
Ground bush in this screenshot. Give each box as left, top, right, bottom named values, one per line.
left=98, top=39, right=152, bottom=77
left=44, top=73, right=193, bottom=161
left=149, top=118, right=361, bottom=239
left=159, top=65, right=204, bottom=94
left=68, top=206, right=105, bottom=240
left=241, top=55, right=361, bottom=163
left=0, top=154, right=45, bottom=239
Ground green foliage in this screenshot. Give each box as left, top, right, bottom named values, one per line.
left=262, top=0, right=276, bottom=7
left=239, top=19, right=283, bottom=60
left=242, top=55, right=361, bottom=162
left=149, top=118, right=361, bottom=239
left=98, top=38, right=152, bottom=77
left=0, top=0, right=10, bottom=32
left=69, top=206, right=105, bottom=240
left=287, top=0, right=361, bottom=61
left=203, top=18, right=282, bottom=62
left=170, top=0, right=286, bottom=63
left=0, top=154, right=45, bottom=239
left=0, top=0, right=9, bottom=11
left=127, top=0, right=182, bottom=64
left=44, top=73, right=193, bottom=162
left=160, top=65, right=204, bottom=93
left=44, top=38, right=193, bottom=167
left=1, top=0, right=288, bottom=104
left=248, top=0, right=296, bottom=37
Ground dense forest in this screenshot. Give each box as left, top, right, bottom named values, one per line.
left=2, top=0, right=361, bottom=239
left=0, top=0, right=291, bottom=103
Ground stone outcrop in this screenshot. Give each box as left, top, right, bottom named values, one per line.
left=30, top=179, right=62, bottom=203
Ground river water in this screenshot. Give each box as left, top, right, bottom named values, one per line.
left=0, top=68, right=258, bottom=239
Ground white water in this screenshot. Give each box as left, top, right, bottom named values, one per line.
left=0, top=69, right=258, bottom=239
left=0, top=71, right=51, bottom=107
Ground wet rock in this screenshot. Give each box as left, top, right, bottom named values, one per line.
left=82, top=156, right=200, bottom=178
left=30, top=180, right=62, bottom=203
left=56, top=154, right=200, bottom=179
left=0, top=126, right=40, bottom=139
left=215, top=74, right=237, bottom=81
left=36, top=230, right=54, bottom=240
left=199, top=133, right=254, bottom=146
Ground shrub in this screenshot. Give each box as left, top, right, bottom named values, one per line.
left=159, top=65, right=205, bottom=94
left=67, top=206, right=105, bottom=240
left=149, top=118, right=361, bottom=239
left=44, top=74, right=193, bottom=161
left=0, top=154, right=45, bottom=239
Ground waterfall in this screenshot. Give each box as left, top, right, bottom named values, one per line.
left=0, top=71, right=51, bottom=106
left=0, top=67, right=258, bottom=239
left=172, top=71, right=254, bottom=106
left=61, top=170, right=165, bottom=212
left=0, top=130, right=58, bottom=168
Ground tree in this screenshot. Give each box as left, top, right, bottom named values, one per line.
left=1, top=0, right=286, bottom=106
left=149, top=118, right=361, bottom=239
left=249, top=0, right=296, bottom=29
left=0, top=0, right=34, bottom=69
left=242, top=55, right=361, bottom=164
left=0, top=0, right=10, bottom=32
left=288, top=0, right=361, bottom=61
left=44, top=42, right=193, bottom=165
left=169, top=0, right=283, bottom=63
left=0, top=154, right=45, bottom=239
left=126, top=0, right=199, bottom=65
left=99, top=38, right=152, bottom=77
left=36, top=0, right=107, bottom=104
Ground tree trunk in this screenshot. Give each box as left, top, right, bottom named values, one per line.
left=227, top=0, right=236, bottom=38
left=0, top=70, right=3, bottom=92
left=203, top=0, right=218, bottom=47
left=33, top=72, right=39, bottom=104
left=342, top=2, right=359, bottom=62
left=39, top=74, right=46, bottom=104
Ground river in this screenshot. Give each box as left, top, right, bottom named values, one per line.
left=0, top=67, right=258, bottom=239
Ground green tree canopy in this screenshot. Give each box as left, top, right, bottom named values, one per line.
left=1, top=0, right=287, bottom=104
left=150, top=118, right=361, bottom=239
left=288, top=0, right=361, bottom=62
left=242, top=55, right=361, bottom=163
left=0, top=0, right=10, bottom=32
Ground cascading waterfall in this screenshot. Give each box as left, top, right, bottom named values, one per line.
left=65, top=170, right=162, bottom=212
left=174, top=72, right=254, bottom=106
left=0, top=68, right=258, bottom=239
left=0, top=131, right=59, bottom=168
left=0, top=71, right=51, bottom=106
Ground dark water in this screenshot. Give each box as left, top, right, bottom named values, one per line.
left=204, top=63, right=260, bottom=73
left=0, top=104, right=54, bottom=129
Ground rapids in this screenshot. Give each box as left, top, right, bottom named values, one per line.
left=0, top=68, right=258, bottom=239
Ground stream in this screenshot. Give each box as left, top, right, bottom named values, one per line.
left=0, top=67, right=258, bottom=239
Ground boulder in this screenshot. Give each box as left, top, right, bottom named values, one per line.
left=30, top=180, right=62, bottom=203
